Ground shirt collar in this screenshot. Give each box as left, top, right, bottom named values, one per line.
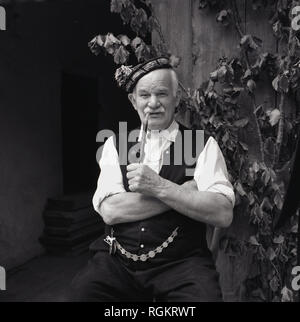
left=138, top=120, right=179, bottom=142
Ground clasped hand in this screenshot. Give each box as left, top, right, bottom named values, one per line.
left=126, top=163, right=164, bottom=196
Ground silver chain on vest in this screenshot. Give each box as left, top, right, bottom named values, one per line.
left=104, top=227, right=179, bottom=262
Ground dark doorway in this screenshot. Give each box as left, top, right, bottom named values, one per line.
left=59, top=0, right=149, bottom=195
left=61, top=72, right=99, bottom=194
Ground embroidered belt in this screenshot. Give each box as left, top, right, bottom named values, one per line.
left=104, top=227, right=179, bottom=262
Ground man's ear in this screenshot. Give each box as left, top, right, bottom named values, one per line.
left=175, top=87, right=182, bottom=107
left=128, top=93, right=137, bottom=110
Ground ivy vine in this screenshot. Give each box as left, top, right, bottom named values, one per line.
left=89, top=0, right=299, bottom=302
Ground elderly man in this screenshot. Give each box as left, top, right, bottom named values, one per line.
left=68, top=57, right=235, bottom=302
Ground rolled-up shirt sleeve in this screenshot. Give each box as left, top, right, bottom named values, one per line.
left=194, top=137, right=235, bottom=207
left=92, top=136, right=126, bottom=214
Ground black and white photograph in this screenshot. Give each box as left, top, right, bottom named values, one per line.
left=0, top=0, right=299, bottom=305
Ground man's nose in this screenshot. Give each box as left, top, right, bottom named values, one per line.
left=148, top=95, right=160, bottom=109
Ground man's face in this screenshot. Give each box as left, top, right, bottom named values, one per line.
left=128, top=69, right=181, bottom=130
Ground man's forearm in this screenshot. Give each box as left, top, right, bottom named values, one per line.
left=153, top=179, right=233, bottom=228
left=99, top=192, right=170, bottom=225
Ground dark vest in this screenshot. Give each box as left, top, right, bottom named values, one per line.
left=93, top=123, right=211, bottom=270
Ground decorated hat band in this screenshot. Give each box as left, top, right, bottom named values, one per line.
left=115, top=57, right=173, bottom=93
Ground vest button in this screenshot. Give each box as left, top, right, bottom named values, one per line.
left=141, top=227, right=145, bottom=232
left=140, top=244, right=144, bottom=249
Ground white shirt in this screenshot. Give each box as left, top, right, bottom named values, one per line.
left=93, top=120, right=235, bottom=212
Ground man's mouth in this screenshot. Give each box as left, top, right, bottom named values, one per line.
left=149, top=112, right=162, bottom=118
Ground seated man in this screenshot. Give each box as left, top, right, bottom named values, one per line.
left=67, top=57, right=235, bottom=302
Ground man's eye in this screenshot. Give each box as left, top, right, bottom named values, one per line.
left=158, top=93, right=167, bottom=97
left=140, top=94, right=149, bottom=98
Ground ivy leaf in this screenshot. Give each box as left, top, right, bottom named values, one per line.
left=131, top=37, right=142, bottom=50
left=247, top=79, right=256, bottom=93
left=242, top=69, right=252, bottom=81
left=239, top=141, right=248, bottom=151
left=252, top=53, right=272, bottom=74
left=210, top=70, right=218, bottom=81
left=281, top=286, right=294, bottom=302
left=96, top=35, right=105, bottom=47
left=216, top=10, right=232, bottom=26
left=248, top=191, right=255, bottom=205
left=253, top=161, right=260, bottom=173
left=291, top=224, right=298, bottom=233
left=207, top=90, right=218, bottom=100
left=88, top=36, right=104, bottom=56
left=118, top=34, right=131, bottom=47
left=270, top=275, right=279, bottom=292
left=264, top=137, right=275, bottom=156
left=143, top=0, right=152, bottom=6
left=273, top=235, right=284, bottom=244
left=240, top=35, right=262, bottom=52
left=147, top=16, right=161, bottom=33
left=269, top=108, right=280, bottom=126
left=120, top=1, right=136, bottom=24
left=232, top=87, right=244, bottom=95
left=277, top=0, right=289, bottom=12
left=269, top=168, right=277, bottom=182
left=272, top=21, right=282, bottom=38
left=217, top=65, right=228, bottom=82
left=253, top=203, right=263, bottom=220
left=253, top=104, right=263, bottom=114
left=113, top=45, right=130, bottom=65
left=135, top=43, right=152, bottom=62
left=290, top=62, right=300, bottom=90
left=106, top=33, right=121, bottom=45
left=229, top=58, right=243, bottom=79
left=262, top=168, right=271, bottom=185
left=206, top=79, right=215, bottom=93
left=169, top=55, right=181, bottom=68
left=234, top=118, right=249, bottom=128
left=216, top=64, right=234, bottom=83
left=222, top=131, right=229, bottom=144
left=261, top=196, right=272, bottom=211
left=104, top=33, right=121, bottom=54
left=249, top=235, right=260, bottom=246
left=291, top=248, right=297, bottom=256
left=279, top=251, right=289, bottom=263
left=266, top=247, right=276, bottom=261
left=130, top=8, right=148, bottom=35
left=111, top=0, right=125, bottom=13
left=272, top=75, right=279, bottom=91
left=278, top=74, right=289, bottom=93
left=272, top=75, right=289, bottom=93
left=209, top=114, right=215, bottom=124
left=274, top=191, right=283, bottom=210
left=198, top=0, right=208, bottom=9
left=235, top=182, right=246, bottom=196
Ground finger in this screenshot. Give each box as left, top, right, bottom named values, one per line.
left=128, top=178, right=137, bottom=186
left=127, top=163, right=140, bottom=171
left=126, top=170, right=138, bottom=180
left=128, top=183, right=137, bottom=192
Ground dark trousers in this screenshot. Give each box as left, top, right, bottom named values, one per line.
left=66, top=249, right=223, bottom=302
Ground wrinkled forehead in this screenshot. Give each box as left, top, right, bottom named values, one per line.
left=135, top=69, right=176, bottom=92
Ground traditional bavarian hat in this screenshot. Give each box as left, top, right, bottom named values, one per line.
left=114, top=56, right=173, bottom=93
